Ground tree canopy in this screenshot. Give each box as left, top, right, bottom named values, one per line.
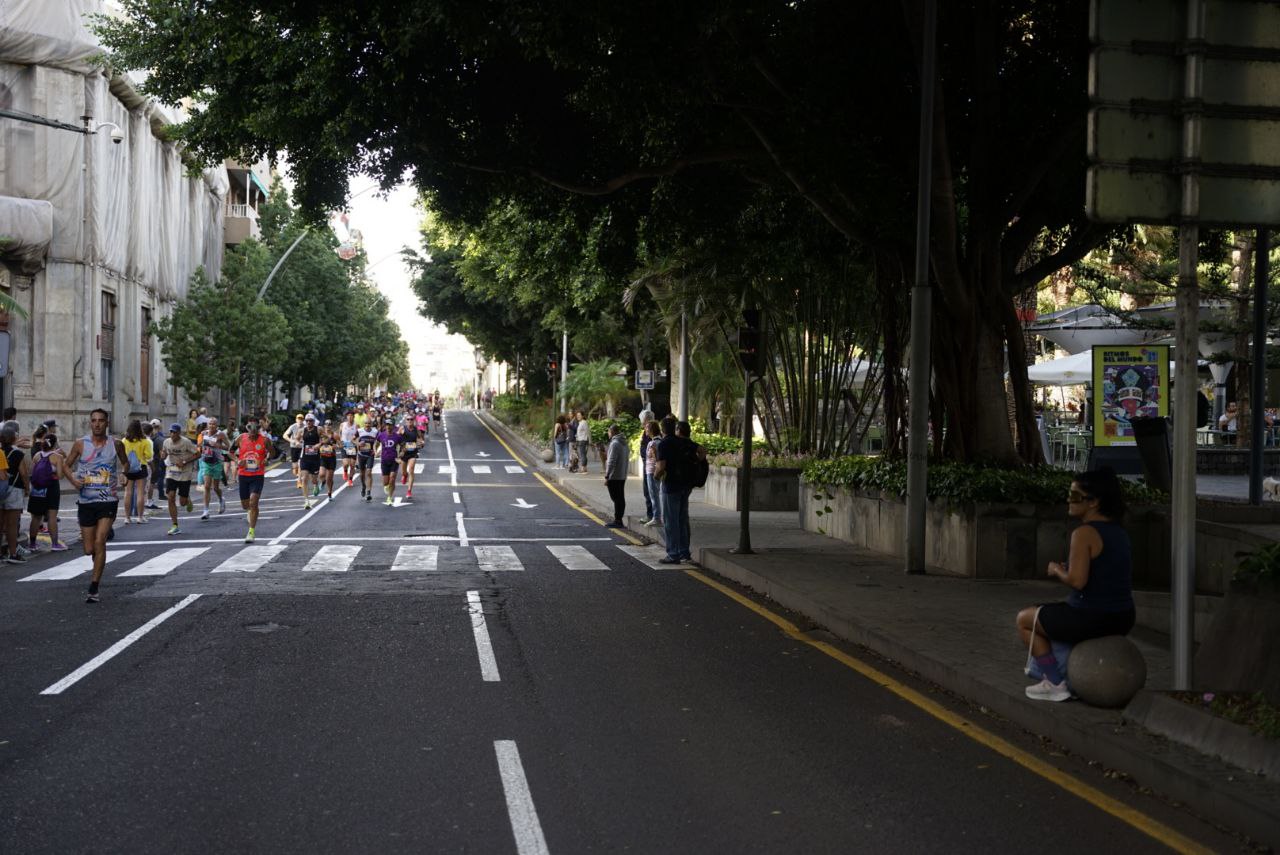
left=101, top=0, right=1108, bottom=462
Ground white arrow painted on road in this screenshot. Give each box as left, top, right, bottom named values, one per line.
left=511, top=498, right=538, bottom=509
left=476, top=451, right=491, bottom=457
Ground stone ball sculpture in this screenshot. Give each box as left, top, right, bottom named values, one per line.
left=541, top=448, right=555, bottom=463
left=1068, top=635, right=1147, bottom=708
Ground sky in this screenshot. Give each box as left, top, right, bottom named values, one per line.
left=337, top=177, right=478, bottom=391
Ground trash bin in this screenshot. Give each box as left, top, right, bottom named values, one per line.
left=1130, top=417, right=1172, bottom=493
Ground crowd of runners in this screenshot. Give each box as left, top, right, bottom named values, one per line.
left=0, top=391, right=448, bottom=604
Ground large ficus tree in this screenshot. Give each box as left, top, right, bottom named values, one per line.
left=100, top=0, right=1108, bottom=464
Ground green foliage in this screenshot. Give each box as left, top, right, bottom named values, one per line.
left=562, top=359, right=627, bottom=417
left=1235, top=542, right=1280, bottom=583
left=151, top=269, right=292, bottom=401
left=803, top=457, right=1169, bottom=506
left=708, top=451, right=814, bottom=470
left=694, top=432, right=743, bottom=456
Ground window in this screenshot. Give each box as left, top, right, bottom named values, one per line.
left=101, top=291, right=116, bottom=400
left=140, top=307, right=152, bottom=404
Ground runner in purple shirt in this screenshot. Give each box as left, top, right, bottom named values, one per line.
left=376, top=420, right=403, bottom=506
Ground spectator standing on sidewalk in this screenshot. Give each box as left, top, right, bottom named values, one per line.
left=575, top=411, right=592, bottom=473
left=1, top=426, right=30, bottom=562
left=567, top=412, right=580, bottom=472
left=604, top=423, right=630, bottom=528
left=147, top=419, right=165, bottom=509
left=27, top=423, right=66, bottom=552
left=655, top=416, right=698, bottom=564
left=641, top=419, right=662, bottom=527
left=552, top=415, right=570, bottom=469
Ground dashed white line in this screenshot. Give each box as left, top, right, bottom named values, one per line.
left=271, top=480, right=349, bottom=545
left=452, top=491, right=461, bottom=504
left=41, top=595, right=202, bottom=695
left=494, top=740, right=550, bottom=855
left=467, top=590, right=501, bottom=682
left=456, top=511, right=469, bottom=547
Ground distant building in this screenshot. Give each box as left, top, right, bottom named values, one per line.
left=0, top=1, right=232, bottom=433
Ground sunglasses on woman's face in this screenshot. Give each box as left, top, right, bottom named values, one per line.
left=1067, top=490, right=1093, bottom=503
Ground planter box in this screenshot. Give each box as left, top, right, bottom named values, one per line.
left=704, top=466, right=802, bottom=512
left=798, top=478, right=1171, bottom=582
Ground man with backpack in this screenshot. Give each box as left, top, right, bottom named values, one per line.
left=654, top=416, right=706, bottom=564
left=0, top=426, right=30, bottom=563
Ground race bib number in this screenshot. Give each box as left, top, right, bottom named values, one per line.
left=85, top=468, right=111, bottom=485
left=303, top=444, right=318, bottom=456
left=240, top=456, right=261, bottom=473
left=404, top=442, right=417, bottom=451
left=319, top=444, right=334, bottom=455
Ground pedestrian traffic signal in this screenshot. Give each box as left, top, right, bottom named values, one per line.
left=547, top=356, right=558, bottom=379
left=738, top=309, right=763, bottom=376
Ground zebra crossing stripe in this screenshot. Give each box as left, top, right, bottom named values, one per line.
left=19, top=550, right=134, bottom=582
left=546, top=545, right=607, bottom=570
left=504, top=465, right=525, bottom=474
left=475, top=545, right=522, bottom=572
left=439, top=465, right=455, bottom=474
left=118, top=547, right=210, bottom=577
left=263, top=468, right=289, bottom=478
left=302, top=544, right=360, bottom=572
left=211, top=545, right=287, bottom=573
left=390, top=545, right=438, bottom=571
left=617, top=545, right=670, bottom=569
left=472, top=464, right=491, bottom=474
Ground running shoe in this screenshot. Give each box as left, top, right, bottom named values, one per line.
left=200, top=510, right=209, bottom=520
left=146, top=501, right=160, bottom=510
left=123, top=517, right=132, bottom=525
left=365, top=494, right=372, bottom=502
left=1025, top=679, right=1072, bottom=702
left=244, top=528, right=255, bottom=544
left=304, top=501, right=313, bottom=510
left=166, top=525, right=180, bottom=536
left=85, top=589, right=100, bottom=604
left=313, top=485, right=321, bottom=497
left=406, top=490, right=412, bottom=498
left=5, top=552, right=24, bottom=564
left=327, top=492, right=333, bottom=500
left=384, top=497, right=393, bottom=505
left=50, top=541, right=68, bottom=552
left=185, top=499, right=194, bottom=513
left=15, top=544, right=34, bottom=558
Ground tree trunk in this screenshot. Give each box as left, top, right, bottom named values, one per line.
left=1234, top=234, right=1255, bottom=447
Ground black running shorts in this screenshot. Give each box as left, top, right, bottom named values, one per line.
left=238, top=476, right=264, bottom=501
left=165, top=479, right=191, bottom=500
left=77, top=500, right=118, bottom=528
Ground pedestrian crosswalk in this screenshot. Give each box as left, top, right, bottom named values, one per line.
left=13, top=542, right=675, bottom=582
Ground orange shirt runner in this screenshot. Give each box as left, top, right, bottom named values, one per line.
left=236, top=433, right=271, bottom=477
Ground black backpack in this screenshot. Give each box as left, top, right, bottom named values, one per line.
left=691, top=444, right=709, bottom=488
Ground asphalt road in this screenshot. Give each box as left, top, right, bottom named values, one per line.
left=0, top=412, right=1240, bottom=854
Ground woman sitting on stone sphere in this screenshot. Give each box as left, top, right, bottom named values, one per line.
left=1016, top=467, right=1135, bottom=702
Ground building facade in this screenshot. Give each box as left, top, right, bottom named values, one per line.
left=0, top=1, right=230, bottom=436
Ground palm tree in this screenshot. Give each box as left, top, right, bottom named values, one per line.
left=561, top=359, right=627, bottom=417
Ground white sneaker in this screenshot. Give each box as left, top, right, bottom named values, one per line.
left=200, top=510, right=210, bottom=521
left=1024, top=678, right=1071, bottom=702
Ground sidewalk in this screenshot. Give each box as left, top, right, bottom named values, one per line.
left=482, top=412, right=1280, bottom=847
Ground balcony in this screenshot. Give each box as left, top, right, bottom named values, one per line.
left=224, top=202, right=261, bottom=245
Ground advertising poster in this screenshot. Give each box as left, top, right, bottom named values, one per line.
left=1092, top=345, right=1170, bottom=447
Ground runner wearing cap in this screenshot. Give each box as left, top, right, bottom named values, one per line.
left=376, top=415, right=403, bottom=505
left=283, top=413, right=305, bottom=490
left=340, top=411, right=358, bottom=487
left=318, top=419, right=339, bottom=500
left=233, top=416, right=272, bottom=543
left=64, top=409, right=129, bottom=602
left=161, top=423, right=198, bottom=534
left=197, top=417, right=228, bottom=520
left=298, top=413, right=322, bottom=509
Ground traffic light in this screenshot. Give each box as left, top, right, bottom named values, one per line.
left=547, top=354, right=558, bottom=379
left=738, top=309, right=763, bottom=376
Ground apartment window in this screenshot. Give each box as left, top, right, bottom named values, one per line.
left=140, top=307, right=152, bottom=404
left=101, top=291, right=116, bottom=401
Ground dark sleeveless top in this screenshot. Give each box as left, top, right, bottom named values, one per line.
left=1067, top=521, right=1134, bottom=612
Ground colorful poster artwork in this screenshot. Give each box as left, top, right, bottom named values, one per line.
left=1092, top=345, right=1170, bottom=447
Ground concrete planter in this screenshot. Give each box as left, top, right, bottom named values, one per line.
left=798, top=478, right=1171, bottom=582
left=704, top=466, right=802, bottom=512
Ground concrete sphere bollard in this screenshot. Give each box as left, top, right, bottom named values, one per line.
left=1067, top=636, right=1147, bottom=708
left=541, top=448, right=554, bottom=463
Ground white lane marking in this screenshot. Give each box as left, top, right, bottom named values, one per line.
left=475, top=545, right=522, bottom=572
left=511, top=498, right=537, bottom=509
left=471, top=464, right=491, bottom=474
left=618, top=544, right=671, bottom=569
left=494, top=740, right=550, bottom=855
left=438, top=465, right=456, bottom=474
left=89, top=538, right=242, bottom=546
left=546, top=545, right=607, bottom=570
left=467, top=590, right=501, bottom=682
left=505, top=465, right=525, bottom=474
left=476, top=451, right=491, bottom=457
left=271, top=480, right=349, bottom=545
left=452, top=491, right=461, bottom=504
left=390, top=545, right=438, bottom=571
left=420, top=457, right=517, bottom=462
left=41, top=595, right=202, bottom=696
left=117, top=547, right=210, bottom=577
left=444, top=416, right=458, bottom=487
left=210, top=545, right=287, bottom=573
left=263, top=468, right=289, bottom=478
left=19, top=550, right=134, bottom=582
left=285, top=535, right=457, bottom=542
left=415, top=462, right=424, bottom=474
left=302, top=544, right=360, bottom=572
left=456, top=512, right=469, bottom=548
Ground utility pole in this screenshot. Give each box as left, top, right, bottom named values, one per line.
left=678, top=311, right=690, bottom=421
left=559, top=329, right=568, bottom=413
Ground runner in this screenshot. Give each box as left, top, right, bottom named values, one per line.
left=431, top=396, right=443, bottom=432
left=340, top=411, right=358, bottom=486
left=283, top=412, right=305, bottom=489
left=355, top=419, right=378, bottom=502
left=64, top=409, right=128, bottom=603
left=198, top=417, right=229, bottom=520
left=377, top=417, right=403, bottom=505
left=233, top=416, right=272, bottom=543
left=298, top=413, right=322, bottom=509
left=26, top=424, right=66, bottom=552
left=318, top=419, right=339, bottom=500
left=399, top=419, right=421, bottom=498
left=121, top=419, right=153, bottom=524
left=162, top=423, right=199, bottom=535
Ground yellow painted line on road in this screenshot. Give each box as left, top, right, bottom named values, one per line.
left=533, top=471, right=643, bottom=546
left=682, top=569, right=1213, bottom=855
left=473, top=412, right=527, bottom=466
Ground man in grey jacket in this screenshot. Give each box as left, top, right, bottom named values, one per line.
left=603, top=423, right=630, bottom=528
